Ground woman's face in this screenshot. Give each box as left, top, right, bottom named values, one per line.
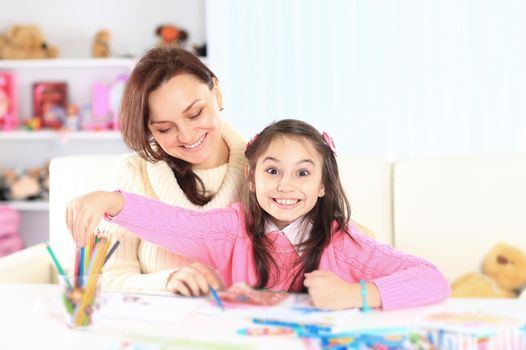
left=148, top=74, right=226, bottom=169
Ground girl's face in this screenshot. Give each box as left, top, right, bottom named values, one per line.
left=252, top=135, right=325, bottom=230
left=148, top=73, right=227, bottom=170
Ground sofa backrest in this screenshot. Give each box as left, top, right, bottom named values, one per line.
left=393, top=153, right=526, bottom=282
left=49, top=154, right=123, bottom=272
left=338, top=155, right=393, bottom=245
left=50, top=152, right=525, bottom=283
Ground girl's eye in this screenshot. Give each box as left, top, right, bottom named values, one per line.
left=298, top=170, right=310, bottom=176
left=266, top=168, right=279, bottom=175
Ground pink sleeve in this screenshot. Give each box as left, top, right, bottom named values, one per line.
left=106, top=191, right=243, bottom=270
left=325, top=224, right=450, bottom=310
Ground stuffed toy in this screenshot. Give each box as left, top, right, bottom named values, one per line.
left=451, top=243, right=526, bottom=298
left=0, top=163, right=49, bottom=201
left=155, top=24, right=188, bottom=48
left=0, top=25, right=59, bottom=59
left=92, top=29, right=111, bottom=58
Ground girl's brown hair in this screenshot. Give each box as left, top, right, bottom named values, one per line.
left=243, top=119, right=351, bottom=290
left=120, top=47, right=217, bottom=205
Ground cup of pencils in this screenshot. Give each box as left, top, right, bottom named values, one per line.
left=59, top=273, right=103, bottom=329
left=47, top=234, right=119, bottom=330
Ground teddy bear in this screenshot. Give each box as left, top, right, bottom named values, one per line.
left=0, top=25, right=59, bottom=59
left=155, top=24, right=188, bottom=48
left=451, top=243, right=526, bottom=298
left=92, top=29, right=111, bottom=58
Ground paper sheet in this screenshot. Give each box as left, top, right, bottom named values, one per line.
left=98, top=291, right=206, bottom=323
left=198, top=292, right=357, bottom=326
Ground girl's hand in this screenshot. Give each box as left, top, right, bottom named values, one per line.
left=166, top=262, right=224, bottom=296
left=66, top=190, right=124, bottom=247
left=304, top=270, right=356, bottom=310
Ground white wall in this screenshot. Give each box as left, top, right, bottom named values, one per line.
left=0, top=0, right=205, bottom=57
left=206, top=0, right=526, bottom=159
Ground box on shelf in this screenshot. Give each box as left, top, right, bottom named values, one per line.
left=32, top=82, right=68, bottom=129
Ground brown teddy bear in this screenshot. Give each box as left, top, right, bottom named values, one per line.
left=92, top=29, right=111, bottom=58
left=0, top=25, right=59, bottom=59
left=451, top=243, right=526, bottom=298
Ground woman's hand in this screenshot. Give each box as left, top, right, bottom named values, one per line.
left=304, top=270, right=357, bottom=310
left=66, top=190, right=124, bottom=247
left=166, top=262, right=224, bottom=296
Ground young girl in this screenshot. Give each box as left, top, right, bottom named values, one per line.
left=67, top=119, right=450, bottom=310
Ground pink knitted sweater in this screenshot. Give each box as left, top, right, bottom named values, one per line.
left=107, top=192, right=450, bottom=310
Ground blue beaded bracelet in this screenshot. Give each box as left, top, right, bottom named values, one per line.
left=359, top=279, right=371, bottom=312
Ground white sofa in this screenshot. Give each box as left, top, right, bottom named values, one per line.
left=1, top=153, right=525, bottom=299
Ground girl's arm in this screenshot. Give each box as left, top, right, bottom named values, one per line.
left=95, top=156, right=216, bottom=293
left=304, top=271, right=381, bottom=310
left=68, top=190, right=242, bottom=269
left=316, top=223, right=450, bottom=311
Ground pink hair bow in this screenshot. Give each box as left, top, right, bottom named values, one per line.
left=322, top=132, right=336, bottom=156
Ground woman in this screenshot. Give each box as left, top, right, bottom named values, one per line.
left=87, top=47, right=246, bottom=295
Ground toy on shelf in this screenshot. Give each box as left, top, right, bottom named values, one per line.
left=0, top=162, right=49, bottom=201
left=451, top=243, right=526, bottom=298
left=63, top=103, right=80, bottom=131
left=0, top=24, right=59, bottom=59
left=23, top=117, right=42, bottom=131
left=32, top=82, right=68, bottom=129
left=0, top=71, right=18, bottom=131
left=82, top=74, right=128, bottom=131
left=155, top=24, right=188, bottom=48
left=92, top=29, right=111, bottom=58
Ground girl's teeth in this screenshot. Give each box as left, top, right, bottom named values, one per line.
left=276, top=199, right=298, bottom=205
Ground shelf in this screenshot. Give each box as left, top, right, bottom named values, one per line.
left=0, top=130, right=122, bottom=141
left=0, top=58, right=137, bottom=69
left=0, top=200, right=49, bottom=211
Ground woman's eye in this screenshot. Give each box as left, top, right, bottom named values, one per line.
left=190, top=109, right=202, bottom=119
left=298, top=170, right=310, bottom=176
left=157, top=128, right=171, bottom=134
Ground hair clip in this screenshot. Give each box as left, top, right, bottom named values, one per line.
left=322, top=132, right=336, bottom=156
left=245, top=133, right=259, bottom=151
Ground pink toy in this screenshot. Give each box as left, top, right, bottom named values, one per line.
left=0, top=72, right=18, bottom=131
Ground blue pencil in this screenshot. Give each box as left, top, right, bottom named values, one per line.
left=78, top=247, right=85, bottom=287
left=209, top=285, right=225, bottom=311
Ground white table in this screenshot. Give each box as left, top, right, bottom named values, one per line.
left=1, top=283, right=525, bottom=350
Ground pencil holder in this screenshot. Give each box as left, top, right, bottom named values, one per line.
left=58, top=274, right=103, bottom=330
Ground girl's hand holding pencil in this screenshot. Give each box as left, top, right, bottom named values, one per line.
left=66, top=190, right=124, bottom=247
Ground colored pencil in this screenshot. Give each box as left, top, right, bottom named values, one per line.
left=209, top=285, right=225, bottom=311
left=45, top=243, right=72, bottom=289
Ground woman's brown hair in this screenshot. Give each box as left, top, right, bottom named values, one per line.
left=243, top=119, right=352, bottom=290
left=120, top=47, right=217, bottom=205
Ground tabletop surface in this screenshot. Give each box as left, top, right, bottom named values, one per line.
left=1, top=283, right=525, bottom=350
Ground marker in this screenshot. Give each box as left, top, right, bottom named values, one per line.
left=209, top=285, right=225, bottom=311
left=252, top=318, right=332, bottom=334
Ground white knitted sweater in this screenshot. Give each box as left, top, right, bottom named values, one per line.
left=100, top=122, right=246, bottom=291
